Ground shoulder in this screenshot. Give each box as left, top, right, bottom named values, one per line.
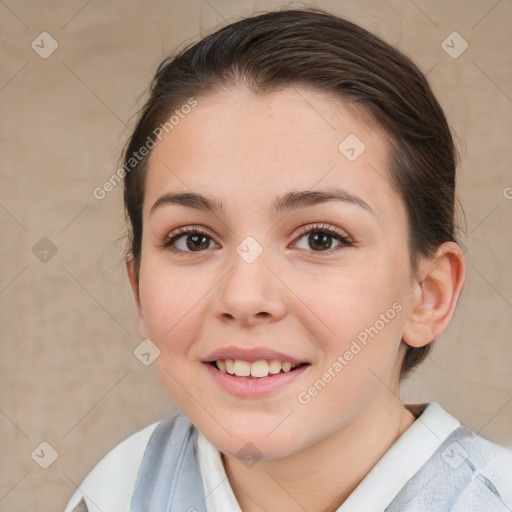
left=450, top=426, right=512, bottom=499
left=399, top=420, right=512, bottom=511
left=437, top=426, right=512, bottom=511
left=448, top=424, right=512, bottom=478
left=382, top=403, right=512, bottom=511
left=63, top=421, right=161, bottom=512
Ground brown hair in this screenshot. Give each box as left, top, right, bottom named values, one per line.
left=122, top=7, right=460, bottom=379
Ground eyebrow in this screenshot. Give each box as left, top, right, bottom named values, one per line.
left=149, top=187, right=374, bottom=217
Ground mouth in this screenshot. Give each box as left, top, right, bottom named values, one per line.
left=208, top=359, right=310, bottom=378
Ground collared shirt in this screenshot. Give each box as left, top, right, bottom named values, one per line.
left=64, top=402, right=512, bottom=512
left=196, top=402, right=461, bottom=512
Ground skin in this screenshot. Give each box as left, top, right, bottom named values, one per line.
left=126, top=85, right=465, bottom=512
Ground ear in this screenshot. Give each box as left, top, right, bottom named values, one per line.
left=402, top=241, right=465, bottom=348
left=125, top=254, right=148, bottom=339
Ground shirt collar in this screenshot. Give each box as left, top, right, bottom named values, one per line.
left=196, top=402, right=460, bottom=512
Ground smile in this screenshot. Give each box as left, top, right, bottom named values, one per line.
left=212, top=359, right=305, bottom=378
left=205, top=360, right=310, bottom=398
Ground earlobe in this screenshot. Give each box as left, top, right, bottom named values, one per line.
left=402, top=242, right=466, bottom=348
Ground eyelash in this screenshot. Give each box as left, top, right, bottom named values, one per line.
left=159, top=223, right=353, bottom=257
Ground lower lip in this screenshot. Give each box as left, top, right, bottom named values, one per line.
left=204, top=363, right=310, bottom=398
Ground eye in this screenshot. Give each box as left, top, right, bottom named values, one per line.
left=159, top=225, right=219, bottom=255
left=292, top=223, right=353, bottom=255
left=159, top=222, right=353, bottom=256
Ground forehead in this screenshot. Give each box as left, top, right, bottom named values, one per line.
left=143, top=85, right=401, bottom=221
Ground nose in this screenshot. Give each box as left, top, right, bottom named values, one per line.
left=213, top=243, right=287, bottom=327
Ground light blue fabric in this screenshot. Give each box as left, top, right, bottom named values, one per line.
left=128, top=409, right=512, bottom=511
left=384, top=426, right=511, bottom=511
left=129, top=411, right=206, bottom=512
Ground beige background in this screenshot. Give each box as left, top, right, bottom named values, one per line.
left=0, top=0, right=511, bottom=509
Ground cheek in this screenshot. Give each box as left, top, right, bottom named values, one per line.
left=301, top=263, right=405, bottom=340
left=137, top=264, right=210, bottom=405
left=138, top=261, right=208, bottom=350
left=293, top=259, right=408, bottom=397
left=295, top=277, right=406, bottom=428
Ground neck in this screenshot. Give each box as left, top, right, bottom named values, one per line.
left=222, top=396, right=417, bottom=512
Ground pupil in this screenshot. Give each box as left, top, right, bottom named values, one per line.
left=187, top=234, right=209, bottom=251
left=309, top=232, right=332, bottom=251
left=184, top=233, right=333, bottom=252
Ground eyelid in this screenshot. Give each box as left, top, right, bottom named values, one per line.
left=292, top=222, right=351, bottom=242
left=158, top=225, right=219, bottom=253
left=160, top=222, right=353, bottom=255
left=290, top=222, right=353, bottom=255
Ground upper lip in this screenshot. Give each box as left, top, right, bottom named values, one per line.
left=203, top=346, right=308, bottom=365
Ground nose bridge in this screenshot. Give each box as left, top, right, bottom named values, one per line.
left=214, top=235, right=285, bottom=324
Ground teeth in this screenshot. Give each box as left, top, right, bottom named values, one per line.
left=225, top=359, right=235, bottom=374
left=251, top=360, right=269, bottom=378
left=281, top=361, right=292, bottom=372
left=268, top=360, right=282, bottom=374
left=215, top=359, right=298, bottom=377
left=234, top=360, right=251, bottom=377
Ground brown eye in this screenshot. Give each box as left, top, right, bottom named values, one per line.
left=293, top=223, right=352, bottom=254
left=176, top=233, right=212, bottom=251
left=161, top=226, right=219, bottom=254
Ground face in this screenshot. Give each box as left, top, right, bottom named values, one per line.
left=129, top=85, right=417, bottom=459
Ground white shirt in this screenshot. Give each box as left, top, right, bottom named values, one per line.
left=64, top=402, right=510, bottom=511
left=196, top=402, right=460, bottom=512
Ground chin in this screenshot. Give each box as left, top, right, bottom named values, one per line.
left=220, top=436, right=300, bottom=462
left=202, top=420, right=307, bottom=461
